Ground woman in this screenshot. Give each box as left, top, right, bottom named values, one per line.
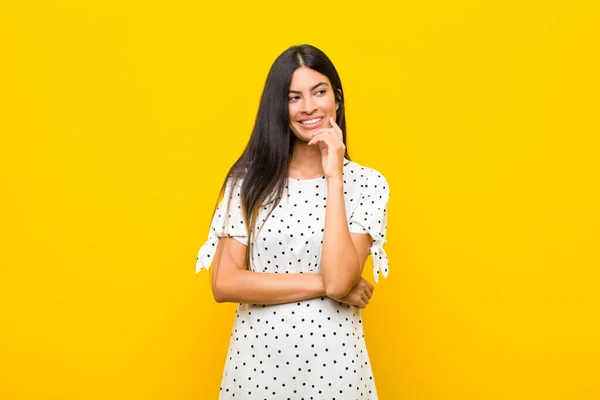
left=196, top=44, right=390, bottom=399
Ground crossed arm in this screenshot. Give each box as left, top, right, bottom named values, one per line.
left=211, top=177, right=373, bottom=305
left=211, top=234, right=371, bottom=305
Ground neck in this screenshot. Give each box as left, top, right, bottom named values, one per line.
left=289, top=139, right=324, bottom=178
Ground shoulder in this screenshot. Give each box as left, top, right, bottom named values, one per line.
left=343, top=158, right=389, bottom=193
left=218, top=175, right=244, bottom=208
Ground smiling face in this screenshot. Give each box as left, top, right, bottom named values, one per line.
left=288, top=67, right=339, bottom=142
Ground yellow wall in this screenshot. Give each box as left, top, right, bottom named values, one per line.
left=1, top=1, right=599, bottom=399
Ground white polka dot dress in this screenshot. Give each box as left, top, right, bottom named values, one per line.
left=196, top=158, right=390, bottom=399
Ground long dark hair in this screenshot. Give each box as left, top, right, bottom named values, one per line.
left=212, top=44, right=351, bottom=269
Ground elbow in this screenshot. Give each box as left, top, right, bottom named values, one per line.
left=212, top=290, right=226, bottom=303
left=212, top=287, right=225, bottom=303
left=322, top=262, right=362, bottom=299
left=325, top=285, right=349, bottom=299
left=212, top=278, right=231, bottom=303
left=324, top=281, right=353, bottom=299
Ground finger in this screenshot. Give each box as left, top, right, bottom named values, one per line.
left=329, top=116, right=342, bottom=134
left=311, top=128, right=335, bottom=137
left=361, top=279, right=373, bottom=293
left=362, top=293, right=370, bottom=304
left=311, top=130, right=341, bottom=148
left=314, top=130, right=344, bottom=149
left=329, top=116, right=343, bottom=140
left=307, top=132, right=334, bottom=147
left=307, top=135, right=325, bottom=146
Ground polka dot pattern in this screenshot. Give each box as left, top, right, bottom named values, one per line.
left=196, top=158, right=390, bottom=399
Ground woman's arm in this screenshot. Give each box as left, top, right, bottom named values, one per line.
left=211, top=237, right=326, bottom=304
left=320, top=177, right=373, bottom=298
left=305, top=117, right=375, bottom=299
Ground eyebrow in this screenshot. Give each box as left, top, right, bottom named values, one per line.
left=288, top=81, right=329, bottom=94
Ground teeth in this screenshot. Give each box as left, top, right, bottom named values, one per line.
left=300, top=117, right=322, bottom=125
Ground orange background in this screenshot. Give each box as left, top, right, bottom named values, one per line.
left=1, top=1, right=599, bottom=399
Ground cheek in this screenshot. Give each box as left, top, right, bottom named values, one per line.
left=320, top=95, right=336, bottom=111
left=288, top=104, right=298, bottom=120
left=288, top=108, right=299, bottom=132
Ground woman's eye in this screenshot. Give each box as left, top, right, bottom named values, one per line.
left=316, top=90, right=326, bottom=96
left=288, top=96, right=299, bottom=102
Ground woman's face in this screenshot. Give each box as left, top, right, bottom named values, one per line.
left=288, top=67, right=338, bottom=142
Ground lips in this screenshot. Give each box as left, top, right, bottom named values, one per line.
left=297, top=116, right=324, bottom=129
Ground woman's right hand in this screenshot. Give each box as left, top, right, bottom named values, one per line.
left=330, top=277, right=374, bottom=309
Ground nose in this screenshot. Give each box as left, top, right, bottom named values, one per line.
left=302, top=96, right=317, bottom=114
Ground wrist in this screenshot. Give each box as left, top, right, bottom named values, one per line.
left=317, top=273, right=327, bottom=297
left=326, top=175, right=343, bottom=188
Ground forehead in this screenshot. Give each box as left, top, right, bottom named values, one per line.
left=289, top=67, right=330, bottom=90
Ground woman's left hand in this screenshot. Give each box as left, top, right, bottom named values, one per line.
left=330, top=277, right=374, bottom=309
left=307, top=116, right=345, bottom=180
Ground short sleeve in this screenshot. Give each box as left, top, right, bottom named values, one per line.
left=195, top=178, right=249, bottom=273
left=348, top=171, right=390, bottom=283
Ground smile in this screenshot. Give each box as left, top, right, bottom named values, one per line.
left=298, top=117, right=324, bottom=128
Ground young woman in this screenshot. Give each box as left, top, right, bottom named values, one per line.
left=196, top=44, right=390, bottom=399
